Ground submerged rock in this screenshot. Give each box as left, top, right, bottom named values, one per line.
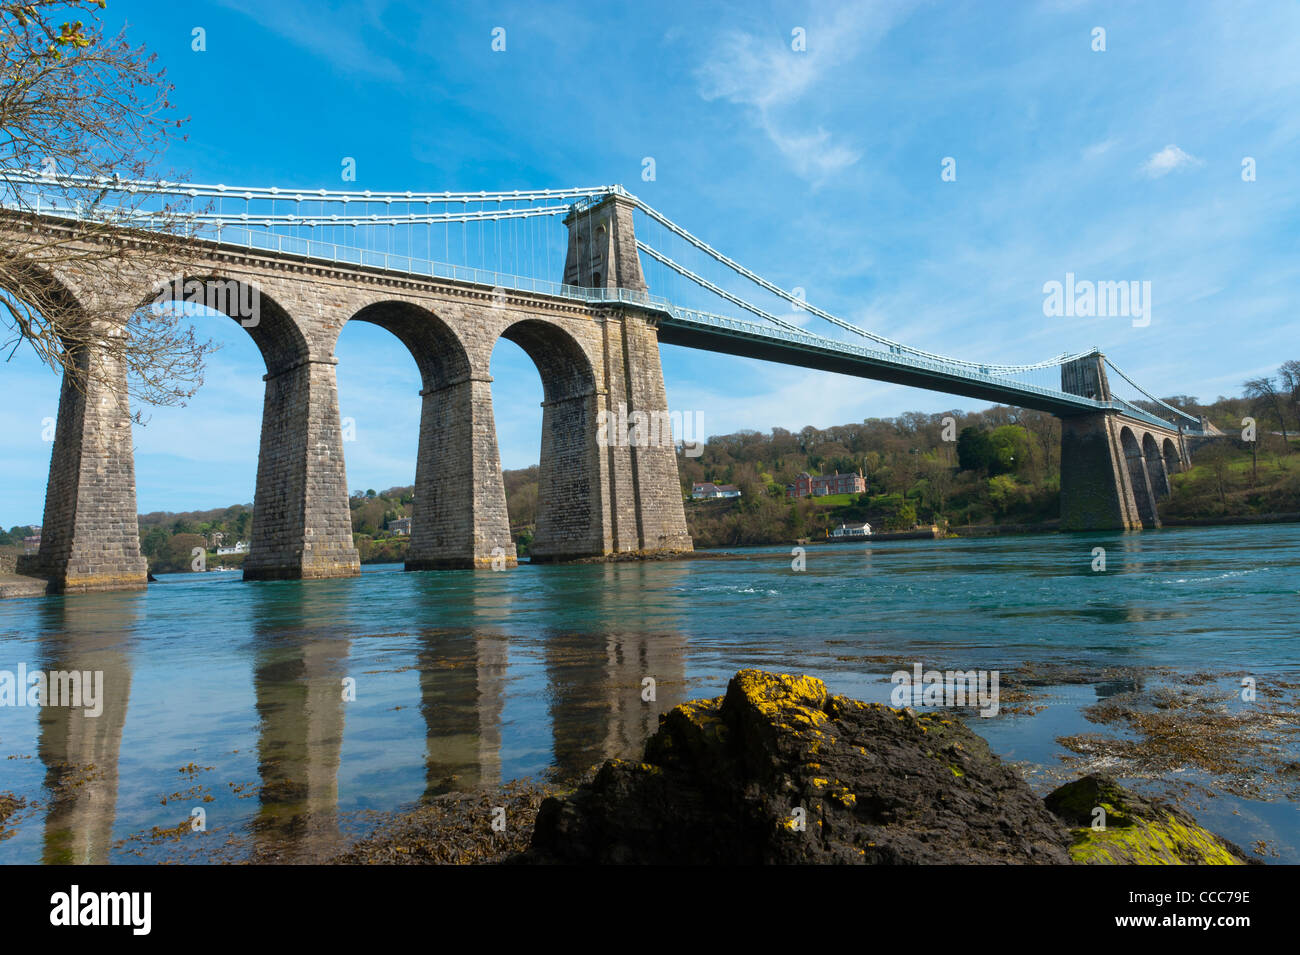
left=1044, top=773, right=1253, bottom=865
left=525, top=669, right=1251, bottom=865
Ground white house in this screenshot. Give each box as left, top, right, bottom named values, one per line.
left=831, top=522, right=872, bottom=538
left=691, top=482, right=741, bottom=500
left=216, top=540, right=249, bottom=555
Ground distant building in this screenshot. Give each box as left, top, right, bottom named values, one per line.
left=691, top=482, right=741, bottom=500
left=216, top=540, right=249, bottom=555
left=22, top=534, right=40, bottom=555
left=390, top=517, right=412, bottom=535
left=831, top=522, right=872, bottom=538
left=787, top=471, right=866, bottom=499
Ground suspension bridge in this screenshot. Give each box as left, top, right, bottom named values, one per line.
left=0, top=172, right=1209, bottom=594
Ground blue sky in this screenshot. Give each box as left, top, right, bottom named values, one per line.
left=4, top=0, right=1299, bottom=523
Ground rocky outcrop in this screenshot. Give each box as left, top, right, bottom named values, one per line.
left=525, top=669, right=1251, bottom=865
left=528, top=669, right=1072, bottom=863
left=1046, top=774, right=1253, bottom=865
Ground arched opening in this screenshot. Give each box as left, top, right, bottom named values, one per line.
left=1142, top=432, right=1170, bottom=498
left=142, top=277, right=311, bottom=580
left=488, top=336, right=543, bottom=559
left=335, top=300, right=488, bottom=570
left=1162, top=437, right=1182, bottom=479
left=493, top=319, right=604, bottom=560
left=1120, top=426, right=1158, bottom=528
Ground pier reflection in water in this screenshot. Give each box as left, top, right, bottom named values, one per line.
left=248, top=585, right=350, bottom=861
left=7, top=561, right=696, bottom=861
left=532, top=564, right=688, bottom=776
left=34, top=595, right=138, bottom=864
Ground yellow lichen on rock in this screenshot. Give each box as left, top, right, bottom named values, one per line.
left=1068, top=814, right=1245, bottom=865
left=1046, top=774, right=1251, bottom=865
left=730, top=669, right=828, bottom=725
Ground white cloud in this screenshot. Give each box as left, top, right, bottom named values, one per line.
left=1140, top=144, right=1203, bottom=178
left=760, top=123, right=861, bottom=182
left=216, top=0, right=404, bottom=82
left=693, top=3, right=914, bottom=184
left=1082, top=138, right=1117, bottom=160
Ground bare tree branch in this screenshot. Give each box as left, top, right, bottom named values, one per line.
left=0, top=0, right=216, bottom=418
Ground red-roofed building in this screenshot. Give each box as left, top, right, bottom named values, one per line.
left=787, top=471, right=866, bottom=499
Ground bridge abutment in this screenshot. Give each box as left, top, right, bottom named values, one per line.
left=20, top=335, right=149, bottom=593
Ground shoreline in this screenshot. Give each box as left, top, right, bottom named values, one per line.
left=691, top=510, right=1300, bottom=552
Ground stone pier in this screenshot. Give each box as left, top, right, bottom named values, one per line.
left=19, top=327, right=148, bottom=593
left=1058, top=352, right=1190, bottom=531
left=242, top=355, right=360, bottom=580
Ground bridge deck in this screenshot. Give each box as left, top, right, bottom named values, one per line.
left=1, top=209, right=1194, bottom=435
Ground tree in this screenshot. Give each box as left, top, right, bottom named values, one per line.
left=1279, top=361, right=1300, bottom=444
left=1, top=1, right=214, bottom=414
left=987, top=474, right=1027, bottom=519
left=1243, top=376, right=1290, bottom=449
left=1202, top=443, right=1232, bottom=511
left=988, top=425, right=1031, bottom=475
left=916, top=454, right=955, bottom=516
left=956, top=427, right=994, bottom=473
left=163, top=532, right=205, bottom=571
left=139, top=524, right=168, bottom=559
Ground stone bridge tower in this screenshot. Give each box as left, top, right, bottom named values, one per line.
left=547, top=191, right=691, bottom=559
left=562, top=192, right=647, bottom=292
left=1058, top=352, right=1190, bottom=531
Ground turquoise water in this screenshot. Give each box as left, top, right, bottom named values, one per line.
left=1, top=524, right=1297, bottom=863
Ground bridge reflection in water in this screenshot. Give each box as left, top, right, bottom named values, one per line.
left=13, top=563, right=691, bottom=863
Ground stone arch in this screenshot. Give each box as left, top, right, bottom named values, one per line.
left=146, top=274, right=309, bottom=374
left=501, top=319, right=599, bottom=403
left=337, top=299, right=500, bottom=570
left=497, top=318, right=605, bottom=560
left=1120, top=426, right=1158, bottom=528
left=344, top=300, right=471, bottom=387
left=1162, top=437, right=1182, bottom=478
left=1142, top=432, right=1170, bottom=498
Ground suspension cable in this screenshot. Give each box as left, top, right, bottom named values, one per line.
left=1103, top=358, right=1200, bottom=423
left=637, top=241, right=802, bottom=333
